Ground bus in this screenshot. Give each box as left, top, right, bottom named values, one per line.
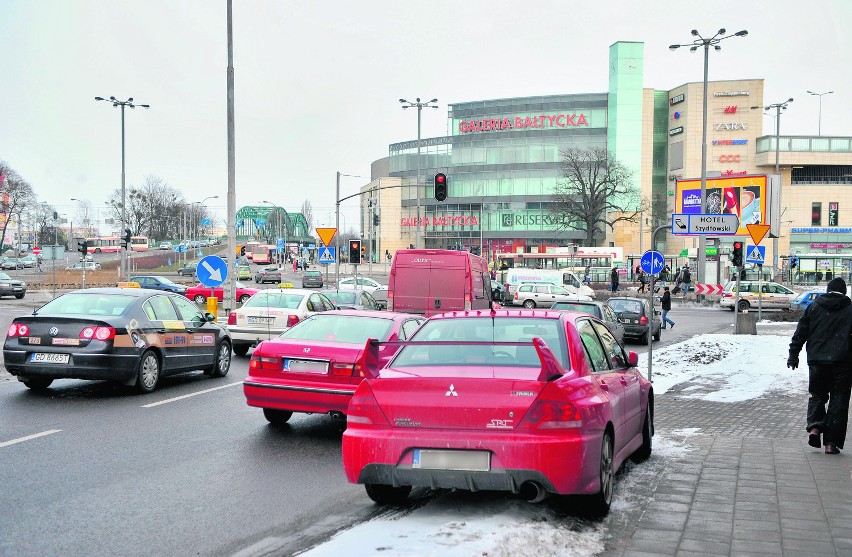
left=130, top=236, right=149, bottom=252
left=252, top=245, right=273, bottom=265
left=85, top=236, right=121, bottom=253
left=245, top=241, right=261, bottom=260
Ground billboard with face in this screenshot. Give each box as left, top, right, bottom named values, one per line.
left=674, top=175, right=767, bottom=236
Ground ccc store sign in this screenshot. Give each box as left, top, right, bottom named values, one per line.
left=718, top=154, right=741, bottom=162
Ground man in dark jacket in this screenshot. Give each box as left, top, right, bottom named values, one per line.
left=610, top=267, right=619, bottom=293
left=660, top=286, right=675, bottom=329
left=788, top=277, right=852, bottom=454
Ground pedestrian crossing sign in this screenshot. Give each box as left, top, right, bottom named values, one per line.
left=745, top=244, right=766, bottom=265
left=318, top=246, right=336, bottom=264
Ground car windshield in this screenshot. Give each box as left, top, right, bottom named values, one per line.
left=279, top=314, right=393, bottom=344
left=391, top=316, right=568, bottom=369
left=154, top=277, right=177, bottom=285
left=324, top=291, right=357, bottom=305
left=37, top=293, right=136, bottom=316
left=551, top=302, right=600, bottom=317
left=243, top=292, right=305, bottom=309
left=306, top=271, right=321, bottom=277
left=0, top=272, right=11, bottom=280
left=608, top=299, right=644, bottom=314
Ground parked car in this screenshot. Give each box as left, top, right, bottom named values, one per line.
left=177, top=262, right=198, bottom=277
left=790, top=290, right=824, bottom=311
left=66, top=261, right=101, bottom=271
left=128, top=275, right=188, bottom=295
left=371, top=285, right=389, bottom=310
left=322, top=289, right=379, bottom=310
left=337, top=276, right=386, bottom=293
left=511, top=282, right=592, bottom=308
left=254, top=266, right=284, bottom=284
left=19, top=255, right=37, bottom=268
left=606, top=297, right=662, bottom=345
left=342, top=309, right=652, bottom=514
left=301, top=269, right=324, bottom=288
left=158, top=242, right=174, bottom=250
left=237, top=265, right=253, bottom=280
left=185, top=281, right=258, bottom=304
left=3, top=287, right=231, bottom=393
left=552, top=300, right=625, bottom=344
left=0, top=271, right=27, bottom=299
left=227, top=288, right=336, bottom=356
left=719, top=281, right=797, bottom=311
left=244, top=310, right=425, bottom=424
left=1, top=258, right=24, bottom=270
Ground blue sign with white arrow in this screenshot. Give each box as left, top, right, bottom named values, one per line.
left=201, top=217, right=211, bottom=226
left=276, top=238, right=285, bottom=253
left=197, top=255, right=228, bottom=287
left=640, top=250, right=665, bottom=275
left=318, top=246, right=336, bottom=265
left=745, top=244, right=766, bottom=265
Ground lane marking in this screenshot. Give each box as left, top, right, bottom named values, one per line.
left=141, top=381, right=242, bottom=408
left=0, top=429, right=62, bottom=448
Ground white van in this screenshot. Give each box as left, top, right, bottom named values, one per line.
left=502, top=267, right=595, bottom=300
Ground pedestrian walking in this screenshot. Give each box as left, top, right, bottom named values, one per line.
left=660, top=286, right=675, bottom=329
left=680, top=265, right=692, bottom=295
left=788, top=277, right=852, bottom=454
left=584, top=265, right=591, bottom=285
left=637, top=269, right=647, bottom=293
left=610, top=266, right=620, bottom=293
left=660, top=265, right=670, bottom=285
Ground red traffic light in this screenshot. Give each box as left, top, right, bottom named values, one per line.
left=733, top=241, right=742, bottom=249
left=436, top=174, right=445, bottom=184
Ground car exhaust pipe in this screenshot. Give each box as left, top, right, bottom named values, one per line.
left=518, top=481, right=548, bottom=503
left=329, top=411, right=346, bottom=421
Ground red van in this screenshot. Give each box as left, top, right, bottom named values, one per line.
left=387, top=249, right=494, bottom=317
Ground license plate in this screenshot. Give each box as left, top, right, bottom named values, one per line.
left=282, top=359, right=328, bottom=374
left=30, top=353, right=70, bottom=364
left=412, top=449, right=491, bottom=471
left=247, top=316, right=274, bottom=324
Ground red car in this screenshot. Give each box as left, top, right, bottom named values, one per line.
left=185, top=281, right=259, bottom=304
left=342, top=309, right=652, bottom=515
left=243, top=310, right=425, bottom=425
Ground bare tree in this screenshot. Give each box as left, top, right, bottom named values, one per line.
left=107, top=175, right=186, bottom=241
left=0, top=162, right=37, bottom=251
left=301, top=199, right=314, bottom=235
left=549, top=146, right=644, bottom=247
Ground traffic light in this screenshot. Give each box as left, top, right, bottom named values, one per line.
left=731, top=241, right=743, bottom=267
left=373, top=214, right=380, bottom=227
left=349, top=239, right=362, bottom=265
left=121, top=228, right=132, bottom=249
left=790, top=256, right=798, bottom=269
left=434, top=173, right=447, bottom=202
left=77, top=240, right=88, bottom=256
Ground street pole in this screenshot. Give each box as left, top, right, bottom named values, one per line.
left=774, top=106, right=781, bottom=276
left=120, top=102, right=126, bottom=280
left=336, top=171, right=340, bottom=287
left=416, top=106, right=421, bottom=249
left=225, top=0, right=237, bottom=312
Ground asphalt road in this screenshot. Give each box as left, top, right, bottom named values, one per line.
left=0, top=290, right=740, bottom=556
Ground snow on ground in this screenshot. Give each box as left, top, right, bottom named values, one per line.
left=299, top=329, right=801, bottom=557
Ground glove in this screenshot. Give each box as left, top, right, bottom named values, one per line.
left=787, top=356, right=799, bottom=370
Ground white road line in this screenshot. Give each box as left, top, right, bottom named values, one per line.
left=141, top=381, right=243, bottom=408
left=0, top=429, right=62, bottom=448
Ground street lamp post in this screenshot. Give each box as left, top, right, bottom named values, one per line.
left=399, top=97, right=439, bottom=249
left=670, top=29, right=747, bottom=290
left=95, top=96, right=149, bottom=279
left=806, top=90, right=833, bottom=136
left=196, top=195, right=219, bottom=244
left=752, top=98, right=793, bottom=275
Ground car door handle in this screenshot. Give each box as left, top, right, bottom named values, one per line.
left=620, top=377, right=628, bottom=385
left=599, top=381, right=609, bottom=391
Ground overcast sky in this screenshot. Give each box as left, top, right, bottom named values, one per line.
left=1, top=0, right=849, bottom=232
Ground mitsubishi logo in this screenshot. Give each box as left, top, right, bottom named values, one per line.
left=49, top=327, right=58, bottom=336
left=303, top=347, right=311, bottom=353
left=445, top=384, right=458, bottom=397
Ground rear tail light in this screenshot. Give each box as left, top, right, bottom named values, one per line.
left=387, top=291, right=394, bottom=311
left=80, top=326, right=115, bottom=340
left=7, top=323, right=28, bottom=337
left=286, top=314, right=300, bottom=327
left=249, top=354, right=282, bottom=372
left=519, top=400, right=583, bottom=429
left=331, top=362, right=356, bottom=376
left=347, top=387, right=389, bottom=426
left=722, top=293, right=732, bottom=298
left=464, top=293, right=471, bottom=311
left=639, top=316, right=648, bottom=325
left=227, top=312, right=237, bottom=325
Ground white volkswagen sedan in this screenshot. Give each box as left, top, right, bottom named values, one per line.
left=227, top=288, right=337, bottom=356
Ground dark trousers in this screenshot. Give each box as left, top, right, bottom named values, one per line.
left=807, top=363, right=852, bottom=449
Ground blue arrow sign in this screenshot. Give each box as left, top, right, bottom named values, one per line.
left=254, top=218, right=266, bottom=228
left=197, top=255, right=228, bottom=287
left=745, top=244, right=766, bottom=265
left=179, top=244, right=188, bottom=253
left=173, top=246, right=180, bottom=252
left=236, top=219, right=244, bottom=228
left=201, top=218, right=211, bottom=226
left=276, top=238, right=285, bottom=253
left=640, top=250, right=665, bottom=275
left=318, top=246, right=336, bottom=264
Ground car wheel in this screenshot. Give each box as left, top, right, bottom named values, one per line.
left=587, top=430, right=614, bottom=516
left=522, top=299, right=536, bottom=309
left=15, top=293, right=24, bottom=299
left=210, top=340, right=232, bottom=377
left=239, top=294, right=250, bottom=303
left=136, top=350, right=160, bottom=394
left=263, top=408, right=293, bottom=425
left=193, top=294, right=206, bottom=304
left=631, top=405, right=653, bottom=463
left=641, top=331, right=650, bottom=345
left=365, top=483, right=412, bottom=505
left=737, top=300, right=750, bottom=312
left=232, top=343, right=250, bottom=357
left=653, top=327, right=661, bottom=341
left=22, top=377, right=53, bottom=390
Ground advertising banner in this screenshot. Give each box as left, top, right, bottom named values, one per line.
left=674, top=174, right=767, bottom=236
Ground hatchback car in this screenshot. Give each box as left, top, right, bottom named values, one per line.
left=790, top=290, right=823, bottom=311
left=302, top=269, right=324, bottom=288
left=3, top=287, right=231, bottom=393
left=237, top=265, right=253, bottom=280
left=322, top=289, right=379, bottom=310
left=2, top=258, right=24, bottom=270
left=129, top=275, right=188, bottom=295
left=177, top=262, right=198, bottom=277
left=342, top=309, right=652, bottom=515
left=337, top=276, right=386, bottom=293
left=227, top=288, right=337, bottom=356
left=254, top=266, right=284, bottom=284
left=552, top=300, right=625, bottom=344
left=512, top=282, right=591, bottom=308
left=0, top=271, right=27, bottom=299
left=244, top=310, right=425, bottom=425
left=606, top=297, right=662, bottom=344
left=719, top=281, right=797, bottom=311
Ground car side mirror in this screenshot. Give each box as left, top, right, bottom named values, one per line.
left=204, top=312, right=216, bottom=322
left=627, top=351, right=639, bottom=367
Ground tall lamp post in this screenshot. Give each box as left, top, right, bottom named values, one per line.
left=806, top=90, right=833, bottom=136
left=670, top=28, right=747, bottom=289
left=95, top=96, right=149, bottom=279
left=752, top=98, right=793, bottom=274
left=399, top=97, right=439, bottom=249
left=196, top=195, right=219, bottom=242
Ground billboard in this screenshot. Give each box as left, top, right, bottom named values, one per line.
left=674, top=175, right=767, bottom=236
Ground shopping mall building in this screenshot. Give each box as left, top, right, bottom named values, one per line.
left=361, top=41, right=852, bottom=283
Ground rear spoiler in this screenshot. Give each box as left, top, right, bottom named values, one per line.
left=356, top=337, right=567, bottom=382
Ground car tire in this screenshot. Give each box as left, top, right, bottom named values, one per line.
left=586, top=430, right=614, bottom=516
left=22, top=377, right=53, bottom=390
left=232, top=343, right=250, bottom=357
left=737, top=300, right=750, bottom=312
left=193, top=295, right=206, bottom=304
left=522, top=299, right=536, bottom=309
left=365, top=483, right=412, bottom=505
left=631, top=405, right=653, bottom=463
left=210, top=340, right=232, bottom=377
left=642, top=331, right=650, bottom=345
left=15, top=293, right=24, bottom=299
left=653, top=327, right=661, bottom=341
left=263, top=408, right=293, bottom=425
left=239, top=294, right=250, bottom=304
left=136, top=350, right=160, bottom=394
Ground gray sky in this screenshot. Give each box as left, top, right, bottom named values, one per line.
left=1, top=0, right=849, bottom=232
